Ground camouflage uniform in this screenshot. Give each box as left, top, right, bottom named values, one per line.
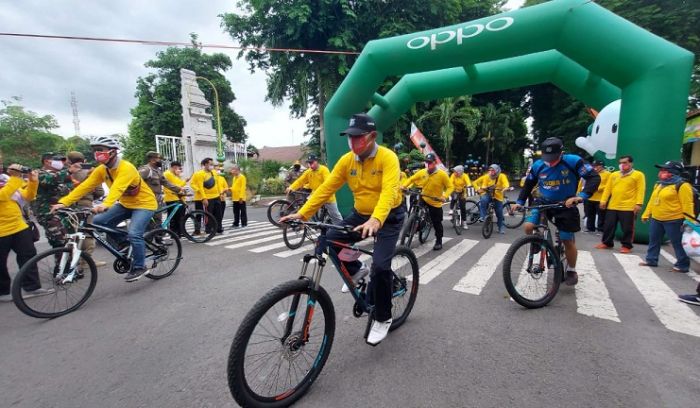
left=32, top=168, right=72, bottom=247
left=71, top=163, right=105, bottom=269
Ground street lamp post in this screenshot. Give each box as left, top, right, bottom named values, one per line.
left=195, top=76, right=225, bottom=163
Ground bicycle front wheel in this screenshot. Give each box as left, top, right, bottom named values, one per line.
left=390, top=246, right=419, bottom=330
left=143, top=229, right=181, bottom=279
left=452, top=209, right=462, bottom=235
left=228, top=279, right=335, bottom=408
left=418, top=217, right=432, bottom=244
left=267, top=199, right=291, bottom=227
left=12, top=247, right=98, bottom=319
left=283, top=223, right=306, bottom=249
left=464, top=199, right=480, bottom=225
left=482, top=216, right=493, bottom=239
left=181, top=210, right=217, bottom=243
left=502, top=235, right=562, bottom=309
left=399, top=212, right=417, bottom=247
left=503, top=201, right=525, bottom=229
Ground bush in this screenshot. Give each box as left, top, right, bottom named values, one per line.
left=259, top=177, right=286, bottom=196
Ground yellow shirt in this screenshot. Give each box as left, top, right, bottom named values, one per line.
left=0, top=177, right=38, bottom=237
left=450, top=173, right=472, bottom=193
left=289, top=165, right=337, bottom=203
left=589, top=170, right=610, bottom=202
left=642, top=182, right=694, bottom=222
left=216, top=175, right=229, bottom=199
left=299, top=145, right=402, bottom=225
left=190, top=169, right=220, bottom=200
left=231, top=174, right=247, bottom=201
left=60, top=160, right=157, bottom=210
left=163, top=170, right=187, bottom=202
left=404, top=168, right=453, bottom=208
left=474, top=173, right=510, bottom=201
left=601, top=170, right=646, bottom=211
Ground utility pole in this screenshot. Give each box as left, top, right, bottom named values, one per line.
left=70, top=91, right=80, bottom=137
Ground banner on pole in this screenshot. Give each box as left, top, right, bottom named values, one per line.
left=409, top=123, right=447, bottom=170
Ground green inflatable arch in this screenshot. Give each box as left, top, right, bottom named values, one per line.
left=325, top=0, right=694, bottom=242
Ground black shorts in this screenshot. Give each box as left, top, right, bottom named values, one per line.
left=545, top=207, right=581, bottom=234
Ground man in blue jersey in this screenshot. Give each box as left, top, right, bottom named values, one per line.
left=514, top=137, right=601, bottom=286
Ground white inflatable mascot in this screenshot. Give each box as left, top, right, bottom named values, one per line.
left=575, top=99, right=621, bottom=160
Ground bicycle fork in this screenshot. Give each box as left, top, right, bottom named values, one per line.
left=57, top=235, right=85, bottom=284
left=282, top=254, right=326, bottom=345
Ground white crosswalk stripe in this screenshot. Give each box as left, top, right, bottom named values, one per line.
left=206, top=228, right=281, bottom=246
left=226, top=234, right=286, bottom=250
left=419, top=239, right=479, bottom=284
left=615, top=253, right=700, bottom=338
left=575, top=251, right=620, bottom=322
left=207, top=225, right=278, bottom=242
left=453, top=243, right=509, bottom=295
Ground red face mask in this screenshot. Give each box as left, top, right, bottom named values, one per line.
left=658, top=170, right=672, bottom=180
left=426, top=162, right=437, bottom=173
left=94, top=151, right=112, bottom=164
left=309, top=161, right=319, bottom=170
left=348, top=134, right=372, bottom=156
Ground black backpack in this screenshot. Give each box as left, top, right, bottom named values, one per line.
left=674, top=176, right=700, bottom=220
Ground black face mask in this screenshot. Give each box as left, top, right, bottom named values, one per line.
left=294, top=165, right=300, bottom=171
left=154, top=161, right=162, bottom=168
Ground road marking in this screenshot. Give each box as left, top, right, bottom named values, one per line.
left=615, top=253, right=700, bottom=338
left=207, top=225, right=278, bottom=241
left=249, top=240, right=289, bottom=253
left=418, top=239, right=478, bottom=284
left=274, top=244, right=315, bottom=258
left=225, top=234, right=284, bottom=250
left=453, top=243, right=509, bottom=295
left=206, top=229, right=280, bottom=246
left=660, top=249, right=700, bottom=283
left=404, top=238, right=453, bottom=281
left=575, top=251, right=620, bottom=322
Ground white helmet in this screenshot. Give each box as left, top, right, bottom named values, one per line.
left=90, top=135, right=120, bottom=149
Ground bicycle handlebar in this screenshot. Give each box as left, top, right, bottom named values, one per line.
left=402, top=188, right=444, bottom=202
left=520, top=202, right=567, bottom=211
left=284, top=220, right=354, bottom=233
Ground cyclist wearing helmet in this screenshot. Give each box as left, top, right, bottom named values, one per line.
left=449, top=165, right=472, bottom=229
left=474, top=164, right=510, bottom=234
left=514, top=137, right=601, bottom=286
left=52, top=135, right=158, bottom=282
left=280, top=113, right=404, bottom=346
left=403, top=153, right=453, bottom=250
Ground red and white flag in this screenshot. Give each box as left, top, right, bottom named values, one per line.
left=409, top=123, right=446, bottom=170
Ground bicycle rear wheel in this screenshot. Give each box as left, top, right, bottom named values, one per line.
left=482, top=215, right=493, bottom=239
left=283, top=223, right=307, bottom=249
left=464, top=199, right=480, bottom=225
left=267, top=199, right=291, bottom=227
left=502, top=235, right=562, bottom=308
left=228, top=279, right=335, bottom=408
left=503, top=201, right=525, bottom=229
left=390, top=246, right=419, bottom=330
left=418, top=217, right=432, bottom=244
left=143, top=229, right=181, bottom=279
left=181, top=210, right=217, bottom=243
left=12, top=247, right=97, bottom=319
left=452, top=209, right=462, bottom=235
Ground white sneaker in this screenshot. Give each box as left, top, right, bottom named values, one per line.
left=448, top=210, right=453, bottom=215
left=22, top=288, right=56, bottom=299
left=341, top=262, right=370, bottom=293
left=366, top=318, right=393, bottom=346
left=93, top=260, right=107, bottom=267
left=462, top=222, right=468, bottom=230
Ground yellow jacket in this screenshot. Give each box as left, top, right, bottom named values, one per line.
left=474, top=173, right=510, bottom=201
left=0, top=177, right=38, bottom=237
left=404, top=168, right=453, bottom=208
left=299, top=145, right=401, bottom=225
left=589, top=170, right=610, bottom=202
left=163, top=170, right=187, bottom=202
left=450, top=173, right=472, bottom=193
left=642, top=182, right=695, bottom=222
left=289, top=165, right=337, bottom=203
left=601, top=170, right=646, bottom=211
left=217, top=175, right=229, bottom=199
left=190, top=169, right=220, bottom=200
left=231, top=174, right=247, bottom=201
left=60, top=160, right=157, bottom=210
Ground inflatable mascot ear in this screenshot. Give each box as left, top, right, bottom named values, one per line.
left=575, top=99, right=621, bottom=160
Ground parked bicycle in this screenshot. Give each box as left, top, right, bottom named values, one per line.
left=227, top=221, right=419, bottom=407
left=399, top=188, right=443, bottom=247
left=153, top=195, right=218, bottom=243
left=267, top=190, right=311, bottom=227
left=502, top=202, right=568, bottom=309
left=11, top=208, right=182, bottom=318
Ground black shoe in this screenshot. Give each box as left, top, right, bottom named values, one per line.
left=565, top=270, right=578, bottom=286
left=125, top=268, right=150, bottom=282
left=433, top=241, right=443, bottom=251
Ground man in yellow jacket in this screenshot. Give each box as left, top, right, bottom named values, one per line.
left=0, top=166, right=52, bottom=301
left=230, top=164, right=247, bottom=228
left=596, top=155, right=646, bottom=253
left=288, top=154, right=342, bottom=225
left=403, top=153, right=453, bottom=250
left=474, top=164, right=510, bottom=234
left=583, top=160, right=610, bottom=233
left=52, top=135, right=158, bottom=282
left=190, top=158, right=221, bottom=235
left=163, top=161, right=188, bottom=236
left=281, top=113, right=405, bottom=345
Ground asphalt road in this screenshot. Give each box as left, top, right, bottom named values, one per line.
left=1, top=205, right=699, bottom=408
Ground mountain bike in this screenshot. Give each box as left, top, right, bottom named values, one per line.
left=227, top=221, right=419, bottom=407
left=11, top=208, right=181, bottom=318
left=282, top=205, right=332, bottom=249
left=153, top=196, right=217, bottom=243
left=502, top=188, right=525, bottom=229
left=479, top=186, right=503, bottom=239
left=267, top=190, right=311, bottom=227
left=502, top=202, right=568, bottom=309
left=399, top=188, right=442, bottom=247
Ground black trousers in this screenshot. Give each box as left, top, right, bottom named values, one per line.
left=450, top=192, right=467, bottom=221
left=0, top=227, right=40, bottom=295
left=602, top=209, right=635, bottom=249
left=233, top=201, right=248, bottom=227
left=165, top=200, right=186, bottom=236
left=195, top=199, right=221, bottom=233
left=425, top=200, right=444, bottom=241
left=216, top=198, right=226, bottom=233
left=584, top=199, right=605, bottom=232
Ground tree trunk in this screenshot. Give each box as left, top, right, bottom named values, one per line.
left=317, top=72, right=326, bottom=162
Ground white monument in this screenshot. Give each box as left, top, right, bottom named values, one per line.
left=180, top=68, right=218, bottom=176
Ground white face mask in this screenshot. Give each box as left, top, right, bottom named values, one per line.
left=50, top=160, right=64, bottom=170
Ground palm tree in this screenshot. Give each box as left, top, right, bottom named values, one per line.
left=477, top=102, right=517, bottom=165
left=417, top=96, right=481, bottom=168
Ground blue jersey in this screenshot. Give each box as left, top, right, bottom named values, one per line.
left=524, top=154, right=594, bottom=203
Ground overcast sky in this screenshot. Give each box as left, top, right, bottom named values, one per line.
left=0, top=0, right=524, bottom=148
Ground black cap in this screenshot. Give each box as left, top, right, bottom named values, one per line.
left=424, top=153, right=437, bottom=163
left=541, top=137, right=563, bottom=162
left=655, top=160, right=684, bottom=175
left=307, top=154, right=318, bottom=163
left=340, top=113, right=376, bottom=136
left=593, top=160, right=605, bottom=166
left=42, top=152, right=65, bottom=161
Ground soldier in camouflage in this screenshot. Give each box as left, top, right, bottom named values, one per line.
left=32, top=152, right=81, bottom=248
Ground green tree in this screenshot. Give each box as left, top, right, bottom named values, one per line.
left=416, top=96, right=481, bottom=168
left=124, top=34, right=247, bottom=163
left=474, top=102, right=528, bottom=169
left=0, top=97, right=64, bottom=167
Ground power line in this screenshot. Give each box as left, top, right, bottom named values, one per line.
left=0, top=32, right=361, bottom=55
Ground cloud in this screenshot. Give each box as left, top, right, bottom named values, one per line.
left=0, top=0, right=305, bottom=147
